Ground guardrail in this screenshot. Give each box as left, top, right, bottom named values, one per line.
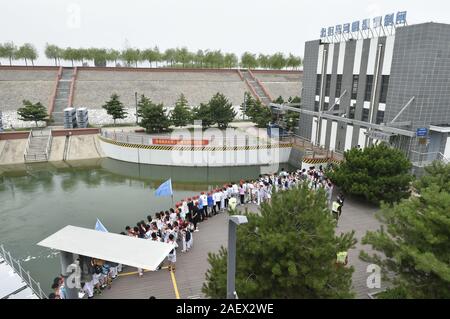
left=23, top=130, right=33, bottom=161
left=0, top=244, right=47, bottom=299
left=101, top=130, right=291, bottom=147
left=410, top=151, right=449, bottom=167
left=44, top=131, right=53, bottom=161
left=290, top=134, right=344, bottom=161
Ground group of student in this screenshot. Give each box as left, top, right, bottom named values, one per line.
left=48, top=166, right=344, bottom=299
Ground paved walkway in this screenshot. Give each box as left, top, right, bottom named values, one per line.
left=99, top=197, right=384, bottom=299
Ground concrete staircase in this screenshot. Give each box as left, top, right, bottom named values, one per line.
left=52, top=68, right=74, bottom=125
left=241, top=70, right=272, bottom=105
left=24, top=129, right=52, bottom=162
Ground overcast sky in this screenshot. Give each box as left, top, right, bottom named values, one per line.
left=1, top=0, right=449, bottom=65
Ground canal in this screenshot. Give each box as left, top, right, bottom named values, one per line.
left=0, top=158, right=292, bottom=294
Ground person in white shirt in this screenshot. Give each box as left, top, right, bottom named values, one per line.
left=166, top=234, right=178, bottom=271
left=221, top=188, right=226, bottom=211
left=81, top=280, right=94, bottom=299
left=181, top=199, right=188, bottom=220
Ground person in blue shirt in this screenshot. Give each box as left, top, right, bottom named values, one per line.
left=197, top=197, right=204, bottom=222
left=207, top=192, right=215, bottom=217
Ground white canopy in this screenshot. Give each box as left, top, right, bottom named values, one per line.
left=37, top=225, right=174, bottom=271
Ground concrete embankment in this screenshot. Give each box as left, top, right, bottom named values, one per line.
left=0, top=134, right=104, bottom=175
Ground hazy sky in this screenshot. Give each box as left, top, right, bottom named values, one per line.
left=1, top=0, right=449, bottom=65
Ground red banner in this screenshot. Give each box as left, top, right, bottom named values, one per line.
left=152, top=138, right=209, bottom=146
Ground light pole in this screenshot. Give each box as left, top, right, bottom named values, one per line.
left=227, top=215, right=248, bottom=299
left=135, top=92, right=138, bottom=125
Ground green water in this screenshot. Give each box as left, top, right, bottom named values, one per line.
left=0, top=158, right=292, bottom=294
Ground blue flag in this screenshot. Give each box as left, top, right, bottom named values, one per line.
left=95, top=218, right=108, bottom=232
left=155, top=178, right=173, bottom=197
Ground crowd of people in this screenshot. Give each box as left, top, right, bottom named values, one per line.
left=48, top=165, right=344, bottom=299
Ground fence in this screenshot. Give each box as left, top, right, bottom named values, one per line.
left=0, top=244, right=47, bottom=299
left=101, top=130, right=292, bottom=148
left=410, top=151, right=449, bottom=167
left=290, top=134, right=344, bottom=161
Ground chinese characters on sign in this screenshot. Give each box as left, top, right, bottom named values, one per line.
left=152, top=138, right=209, bottom=146
left=320, top=11, right=407, bottom=38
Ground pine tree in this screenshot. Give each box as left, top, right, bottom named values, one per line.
left=17, top=100, right=48, bottom=127
left=241, top=92, right=272, bottom=128
left=192, top=103, right=214, bottom=129
left=137, top=95, right=171, bottom=133
left=327, top=143, right=413, bottom=204
left=208, top=93, right=236, bottom=129
left=102, top=94, right=128, bottom=126
left=170, top=94, right=192, bottom=127
left=203, top=184, right=357, bottom=298
left=360, top=162, right=450, bottom=298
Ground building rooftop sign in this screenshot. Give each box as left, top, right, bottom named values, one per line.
left=320, top=11, right=407, bottom=42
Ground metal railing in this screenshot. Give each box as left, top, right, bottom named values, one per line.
left=410, top=151, right=449, bottom=167
left=0, top=244, right=47, bottom=299
left=290, top=134, right=344, bottom=161
left=101, top=130, right=292, bottom=147
left=23, top=130, right=33, bottom=161
left=23, top=129, right=52, bottom=162
left=44, top=131, right=53, bottom=161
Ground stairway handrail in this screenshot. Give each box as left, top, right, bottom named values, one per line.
left=23, top=130, right=32, bottom=161
left=44, top=130, right=53, bottom=161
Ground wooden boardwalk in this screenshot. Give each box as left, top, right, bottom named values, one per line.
left=99, top=198, right=384, bottom=299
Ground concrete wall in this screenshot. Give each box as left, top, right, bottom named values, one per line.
left=98, top=136, right=291, bottom=167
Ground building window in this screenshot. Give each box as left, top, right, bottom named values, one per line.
left=325, top=75, right=331, bottom=96
left=364, top=75, right=373, bottom=101
left=361, top=108, right=369, bottom=122
left=335, top=75, right=342, bottom=97
left=315, top=75, right=322, bottom=96
left=376, top=110, right=385, bottom=124
left=349, top=103, right=356, bottom=119
left=379, top=75, right=389, bottom=103
left=314, top=101, right=319, bottom=112
left=323, top=102, right=329, bottom=111
left=351, top=75, right=359, bottom=99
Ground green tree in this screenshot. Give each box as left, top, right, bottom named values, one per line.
left=45, top=44, right=63, bottom=66
left=240, top=52, right=258, bottom=69
left=89, top=48, right=108, bottom=66
left=15, top=43, right=38, bottom=66
left=170, top=94, right=192, bottom=127
left=0, top=42, right=17, bottom=66
left=224, top=53, right=238, bottom=68
left=17, top=100, right=48, bottom=127
left=203, top=184, right=357, bottom=298
left=328, top=143, right=413, bottom=204
left=192, top=103, right=213, bottom=128
left=242, top=92, right=272, bottom=127
left=102, top=94, right=128, bottom=126
left=269, top=52, right=287, bottom=69
left=360, top=162, right=450, bottom=298
left=286, top=53, right=302, bottom=69
left=164, top=48, right=176, bottom=67
left=142, top=47, right=162, bottom=68
left=62, top=47, right=78, bottom=66
left=106, top=49, right=121, bottom=66
left=137, top=95, right=171, bottom=133
left=121, top=48, right=141, bottom=67
left=175, top=47, right=191, bottom=67
left=273, top=96, right=285, bottom=104
left=258, top=54, right=270, bottom=69
left=195, top=49, right=205, bottom=68
left=208, top=93, right=236, bottom=129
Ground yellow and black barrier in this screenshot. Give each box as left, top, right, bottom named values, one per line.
left=99, top=135, right=292, bottom=152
